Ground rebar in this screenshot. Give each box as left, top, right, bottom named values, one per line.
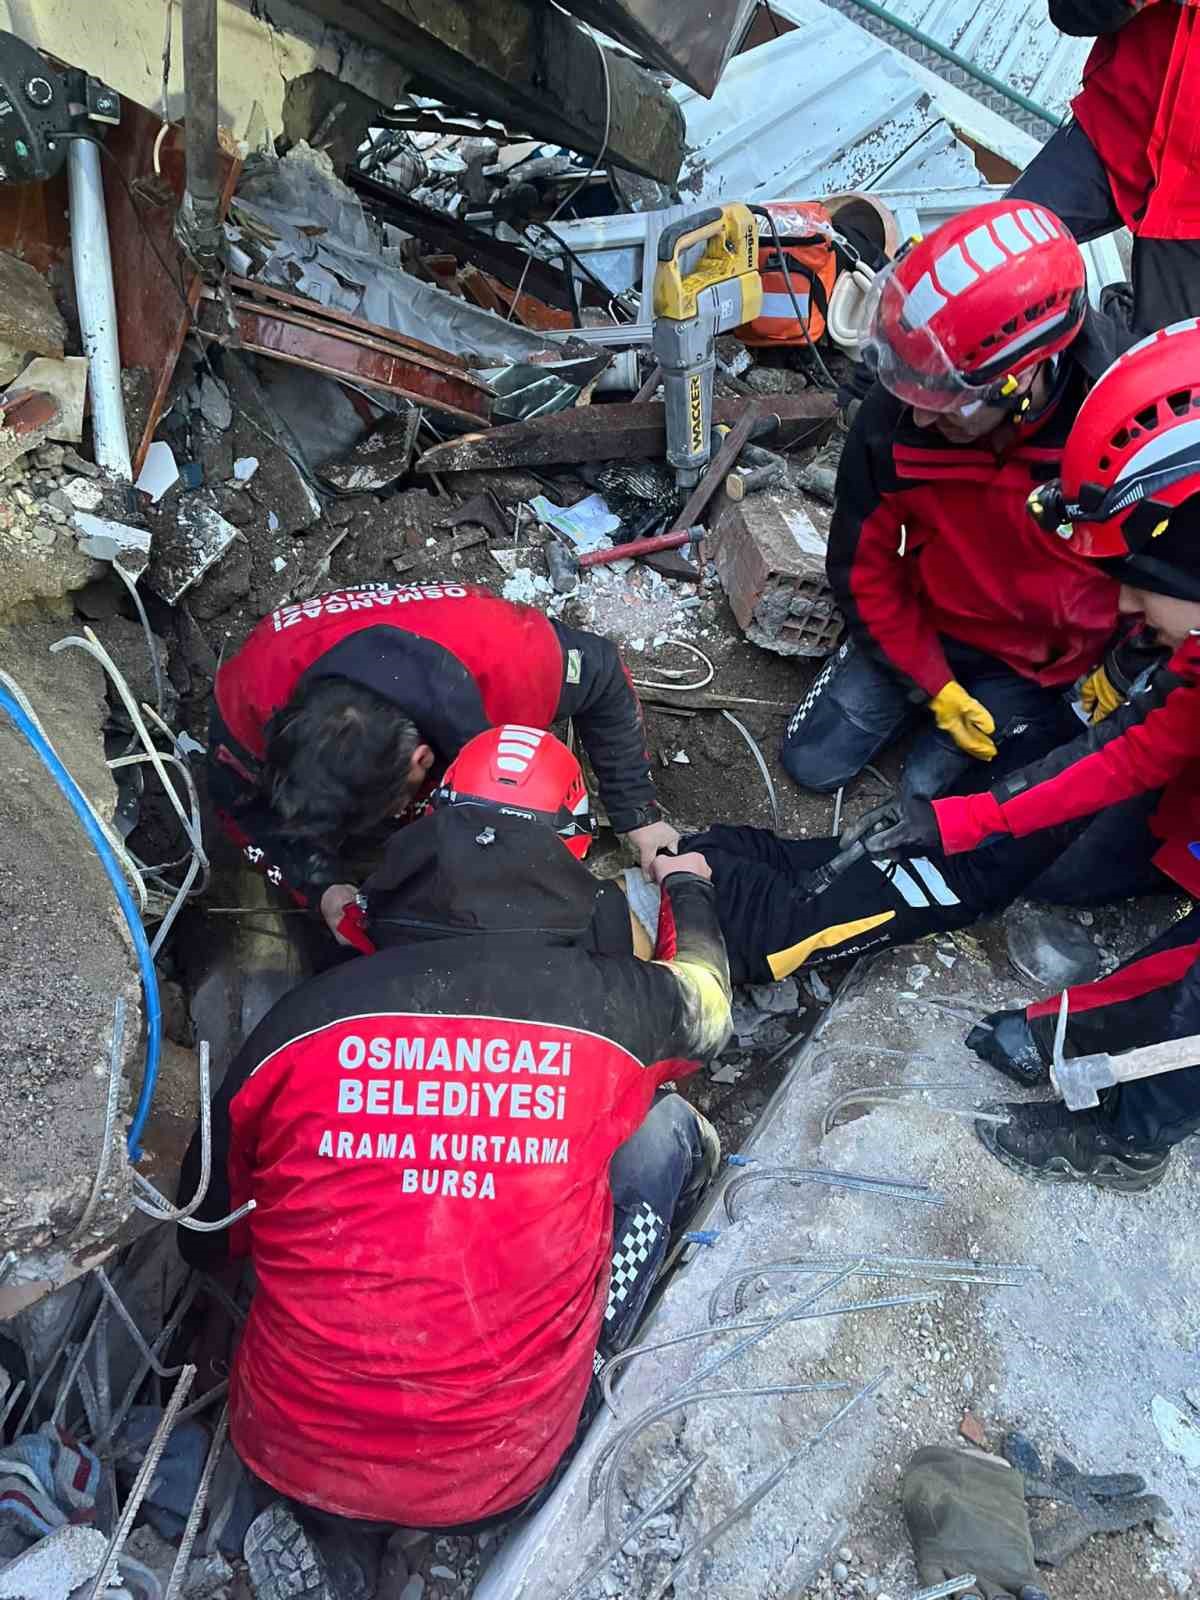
left=709, top=1254, right=1037, bottom=1322
left=600, top=1381, right=851, bottom=1547
left=163, top=1403, right=230, bottom=1600
left=912, top=1577, right=976, bottom=1600
left=811, top=1045, right=935, bottom=1075
left=0, top=1380, right=27, bottom=1432
left=95, top=1269, right=185, bottom=1380
left=100, top=1275, right=200, bottom=1449
left=14, top=1286, right=94, bottom=1435
left=70, top=997, right=126, bottom=1240
left=724, top=1166, right=945, bottom=1222
left=560, top=1454, right=706, bottom=1600
left=645, top=1368, right=891, bottom=1600
left=599, top=1267, right=856, bottom=1421
left=822, top=1084, right=1013, bottom=1138
left=110, top=1380, right=230, bottom=1465
left=88, top=1363, right=196, bottom=1598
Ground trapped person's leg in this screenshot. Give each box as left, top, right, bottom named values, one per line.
left=682, top=822, right=1080, bottom=986
left=781, top=639, right=917, bottom=794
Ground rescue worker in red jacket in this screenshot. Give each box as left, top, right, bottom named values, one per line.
left=178, top=725, right=731, bottom=1568
left=208, top=582, right=678, bottom=940
left=782, top=199, right=1123, bottom=804
left=1009, top=0, right=1200, bottom=335
left=689, top=320, right=1200, bottom=1192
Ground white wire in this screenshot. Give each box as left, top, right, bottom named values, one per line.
left=505, top=21, right=612, bottom=321
left=51, top=628, right=208, bottom=867
left=631, top=641, right=716, bottom=692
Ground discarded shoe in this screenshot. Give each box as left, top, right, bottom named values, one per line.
left=1002, top=1432, right=1170, bottom=1566
left=965, top=1011, right=1048, bottom=1088
left=245, top=1503, right=335, bottom=1600
left=902, top=1444, right=1047, bottom=1600
left=976, top=1100, right=1169, bottom=1192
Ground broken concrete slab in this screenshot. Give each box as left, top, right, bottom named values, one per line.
left=290, top=0, right=685, bottom=183
left=10, top=358, right=88, bottom=444
left=149, top=498, right=240, bottom=605
left=0, top=497, right=104, bottom=622
left=72, top=513, right=152, bottom=574
left=0, top=390, right=59, bottom=475
left=0, top=1524, right=108, bottom=1598
left=0, top=623, right=140, bottom=1267
left=319, top=406, right=421, bottom=493
left=415, top=395, right=836, bottom=474
left=0, top=252, right=66, bottom=387
left=708, top=496, right=843, bottom=657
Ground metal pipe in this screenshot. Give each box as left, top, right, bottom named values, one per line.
left=66, top=140, right=132, bottom=479
left=179, top=0, right=222, bottom=272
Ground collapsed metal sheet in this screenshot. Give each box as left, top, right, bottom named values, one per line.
left=669, top=0, right=985, bottom=206
left=845, top=0, right=1090, bottom=120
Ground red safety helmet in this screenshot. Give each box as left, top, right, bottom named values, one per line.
left=1028, top=318, right=1200, bottom=558
left=860, top=199, right=1087, bottom=415
left=430, top=725, right=595, bottom=859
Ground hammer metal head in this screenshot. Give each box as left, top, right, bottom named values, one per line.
left=1051, top=1051, right=1117, bottom=1110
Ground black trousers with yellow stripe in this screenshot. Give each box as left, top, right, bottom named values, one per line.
left=682, top=819, right=1129, bottom=986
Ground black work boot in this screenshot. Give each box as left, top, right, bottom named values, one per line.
left=966, top=1010, right=1048, bottom=1088
left=976, top=1100, right=1170, bottom=1192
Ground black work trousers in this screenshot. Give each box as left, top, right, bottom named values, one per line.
left=1008, top=121, right=1200, bottom=336
left=686, top=808, right=1200, bottom=1150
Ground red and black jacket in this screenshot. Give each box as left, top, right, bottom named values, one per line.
left=933, top=633, right=1200, bottom=897
left=826, top=317, right=1124, bottom=701
left=178, top=809, right=731, bottom=1529
left=1054, top=0, right=1200, bottom=241
left=209, top=582, right=659, bottom=906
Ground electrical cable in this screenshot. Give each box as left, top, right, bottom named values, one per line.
left=748, top=203, right=839, bottom=392
left=109, top=560, right=165, bottom=716
left=505, top=20, right=612, bottom=321
left=0, top=685, right=162, bottom=1159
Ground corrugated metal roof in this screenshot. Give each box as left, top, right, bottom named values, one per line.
left=671, top=0, right=986, bottom=203
left=845, top=0, right=1090, bottom=119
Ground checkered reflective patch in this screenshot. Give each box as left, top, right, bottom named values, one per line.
left=604, top=1201, right=663, bottom=1324
left=787, top=642, right=845, bottom=739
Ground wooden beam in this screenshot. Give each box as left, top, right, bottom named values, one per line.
left=414, top=396, right=836, bottom=474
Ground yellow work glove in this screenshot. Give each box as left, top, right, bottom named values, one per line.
left=1079, top=664, right=1124, bottom=723
left=929, top=680, right=997, bottom=761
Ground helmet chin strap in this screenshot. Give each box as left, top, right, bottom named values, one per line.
left=994, top=355, right=1062, bottom=428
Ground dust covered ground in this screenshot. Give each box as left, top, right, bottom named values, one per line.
left=483, top=935, right=1200, bottom=1600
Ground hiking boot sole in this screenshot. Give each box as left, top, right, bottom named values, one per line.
left=976, top=1119, right=1169, bottom=1193
left=245, top=1503, right=336, bottom=1600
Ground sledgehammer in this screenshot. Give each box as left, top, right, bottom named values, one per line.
left=1052, top=1032, right=1200, bottom=1110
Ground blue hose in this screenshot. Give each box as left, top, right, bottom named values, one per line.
left=0, top=687, right=161, bottom=1160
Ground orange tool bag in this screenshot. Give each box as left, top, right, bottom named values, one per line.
left=738, top=200, right=838, bottom=348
